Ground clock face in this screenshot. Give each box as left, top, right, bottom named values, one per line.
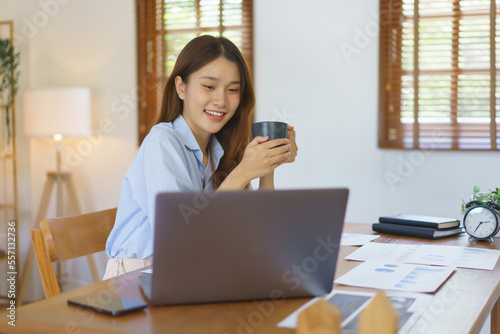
left=464, top=206, right=499, bottom=239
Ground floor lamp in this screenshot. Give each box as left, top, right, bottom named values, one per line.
left=19, top=87, right=97, bottom=304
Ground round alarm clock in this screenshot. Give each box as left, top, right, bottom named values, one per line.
left=463, top=204, right=500, bottom=241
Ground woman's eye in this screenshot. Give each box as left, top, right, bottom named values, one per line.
left=228, top=88, right=239, bottom=93
left=203, top=85, right=214, bottom=90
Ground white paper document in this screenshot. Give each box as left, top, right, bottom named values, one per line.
left=346, top=242, right=500, bottom=270
left=278, top=290, right=433, bottom=333
left=335, top=260, right=455, bottom=292
left=340, top=233, right=380, bottom=246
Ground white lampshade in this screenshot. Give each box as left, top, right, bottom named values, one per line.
left=23, top=87, right=91, bottom=137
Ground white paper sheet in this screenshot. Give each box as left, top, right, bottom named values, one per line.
left=278, top=290, right=433, bottom=333
left=345, top=242, right=500, bottom=270
left=335, top=260, right=455, bottom=292
left=340, top=233, right=380, bottom=246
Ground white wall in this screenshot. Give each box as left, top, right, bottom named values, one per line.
left=3, top=0, right=499, bottom=303
left=4, top=0, right=137, bottom=301
left=254, top=0, right=500, bottom=223
left=27, top=0, right=137, bottom=300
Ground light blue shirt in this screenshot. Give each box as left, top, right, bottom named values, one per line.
left=106, top=115, right=225, bottom=259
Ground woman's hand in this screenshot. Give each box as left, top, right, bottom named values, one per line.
left=258, top=125, right=297, bottom=189
left=237, top=136, right=291, bottom=182
left=218, top=134, right=293, bottom=191
left=285, top=125, right=298, bottom=163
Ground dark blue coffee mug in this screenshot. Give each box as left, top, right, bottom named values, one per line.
left=252, top=121, right=288, bottom=140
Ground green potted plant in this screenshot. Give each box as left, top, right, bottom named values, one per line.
left=461, top=185, right=500, bottom=214
left=0, top=38, right=20, bottom=142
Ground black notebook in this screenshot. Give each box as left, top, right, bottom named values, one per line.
left=379, top=214, right=460, bottom=230
left=372, top=222, right=464, bottom=239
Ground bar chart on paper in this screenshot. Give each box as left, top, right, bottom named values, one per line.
left=345, top=243, right=500, bottom=270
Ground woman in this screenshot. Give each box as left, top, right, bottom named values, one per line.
left=104, top=35, right=298, bottom=279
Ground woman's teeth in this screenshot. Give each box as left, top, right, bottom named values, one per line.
left=204, top=110, right=224, bottom=117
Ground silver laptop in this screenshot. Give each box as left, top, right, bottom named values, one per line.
left=139, top=188, right=349, bottom=306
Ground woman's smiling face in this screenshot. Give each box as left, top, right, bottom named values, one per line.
left=175, top=56, right=241, bottom=146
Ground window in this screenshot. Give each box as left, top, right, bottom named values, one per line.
left=379, top=0, right=499, bottom=150
left=136, top=0, right=253, bottom=143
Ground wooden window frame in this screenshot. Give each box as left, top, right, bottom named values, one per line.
left=136, top=0, right=253, bottom=144
left=379, top=0, right=499, bottom=151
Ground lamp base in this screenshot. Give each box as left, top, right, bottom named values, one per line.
left=18, top=170, right=100, bottom=304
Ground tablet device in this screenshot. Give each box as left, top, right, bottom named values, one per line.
left=67, top=294, right=147, bottom=316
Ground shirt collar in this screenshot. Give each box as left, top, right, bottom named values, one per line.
left=172, top=115, right=201, bottom=151
left=210, top=135, right=224, bottom=171
left=173, top=115, right=225, bottom=169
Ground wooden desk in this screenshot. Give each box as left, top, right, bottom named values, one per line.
left=2, top=223, right=500, bottom=334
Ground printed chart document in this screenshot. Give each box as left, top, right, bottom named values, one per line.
left=335, top=260, right=455, bottom=292
left=346, top=242, right=500, bottom=270
left=340, top=233, right=380, bottom=246
left=278, top=290, right=433, bottom=333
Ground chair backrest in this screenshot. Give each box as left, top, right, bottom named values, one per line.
left=30, top=207, right=117, bottom=298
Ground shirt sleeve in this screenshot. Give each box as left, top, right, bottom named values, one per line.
left=142, top=130, right=195, bottom=231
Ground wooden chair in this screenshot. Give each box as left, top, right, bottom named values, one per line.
left=30, top=207, right=117, bottom=298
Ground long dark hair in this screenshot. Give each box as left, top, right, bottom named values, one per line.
left=156, top=35, right=255, bottom=188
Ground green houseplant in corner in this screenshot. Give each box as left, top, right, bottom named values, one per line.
left=0, top=38, right=20, bottom=143
left=461, top=185, right=500, bottom=214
